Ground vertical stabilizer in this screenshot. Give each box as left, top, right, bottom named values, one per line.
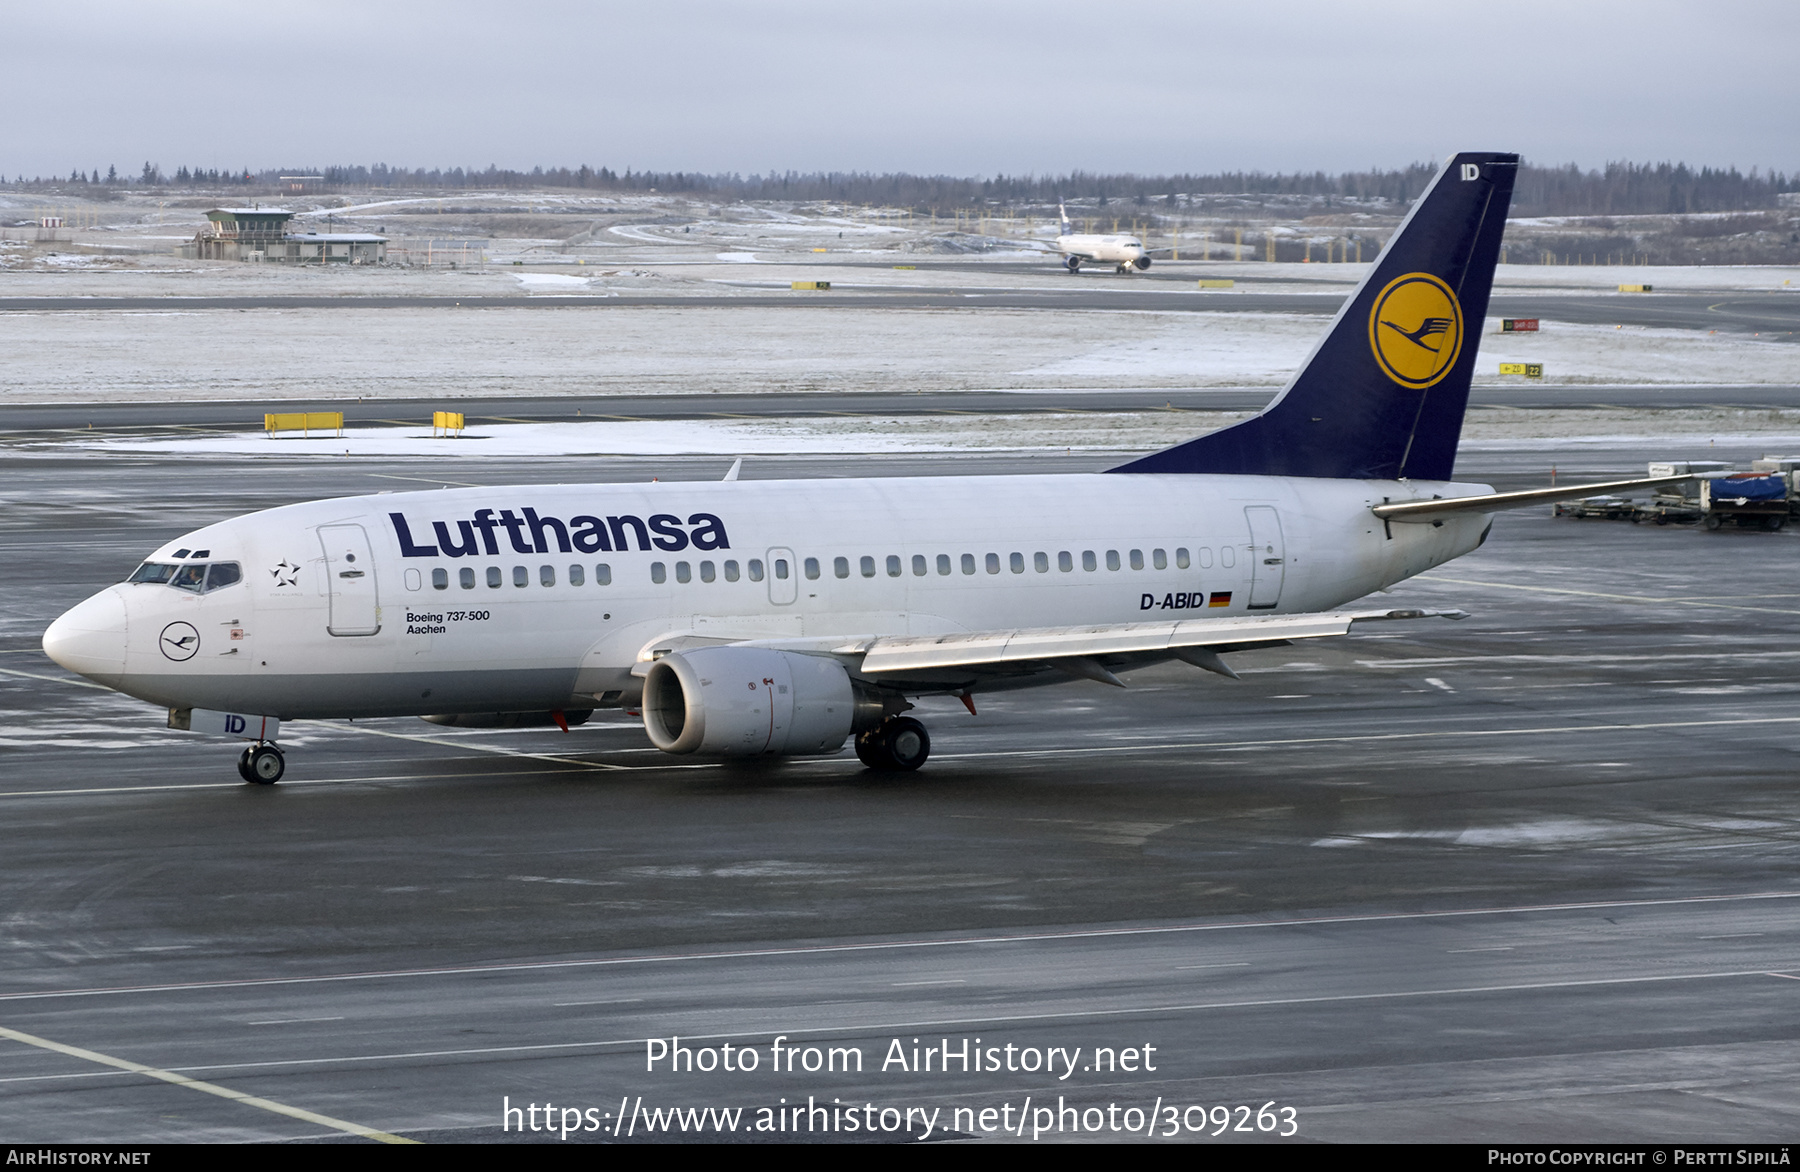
left=1110, top=152, right=1518, bottom=480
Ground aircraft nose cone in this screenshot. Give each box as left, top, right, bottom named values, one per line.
left=43, top=588, right=128, bottom=686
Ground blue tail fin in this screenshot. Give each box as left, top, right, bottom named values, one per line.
left=1110, top=151, right=1518, bottom=481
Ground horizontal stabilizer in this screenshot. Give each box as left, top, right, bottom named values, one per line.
left=1372, top=475, right=1695, bottom=522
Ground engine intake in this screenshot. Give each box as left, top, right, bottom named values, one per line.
left=642, top=647, right=889, bottom=756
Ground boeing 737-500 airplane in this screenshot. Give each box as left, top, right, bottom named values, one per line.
left=44, top=152, right=1686, bottom=783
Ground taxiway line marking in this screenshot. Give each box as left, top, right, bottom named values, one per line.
left=1419, top=574, right=1800, bottom=616
left=364, top=473, right=488, bottom=488
left=0, top=758, right=721, bottom=799
left=1354, top=650, right=1800, bottom=668
left=2, top=890, right=1794, bottom=1005
left=0, top=764, right=635, bottom=799
left=2, top=966, right=1794, bottom=1087
left=0, top=1023, right=417, bottom=1143
left=338, top=724, right=632, bottom=770
left=934, top=714, right=1800, bottom=761
left=0, top=666, right=112, bottom=691
left=0, top=758, right=716, bottom=799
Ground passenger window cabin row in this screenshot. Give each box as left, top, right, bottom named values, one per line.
left=420, top=547, right=1231, bottom=591
left=808, top=547, right=1225, bottom=578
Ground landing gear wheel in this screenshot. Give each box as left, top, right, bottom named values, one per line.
left=246, top=743, right=285, bottom=784
left=855, top=717, right=931, bottom=772
left=237, top=746, right=256, bottom=783
left=884, top=717, right=930, bottom=771
left=855, top=729, right=889, bottom=768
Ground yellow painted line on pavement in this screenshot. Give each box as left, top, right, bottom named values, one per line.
left=0, top=1023, right=418, bottom=1143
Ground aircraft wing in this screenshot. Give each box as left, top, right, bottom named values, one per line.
left=1372, top=475, right=1694, bottom=523
left=825, top=607, right=1467, bottom=684
left=633, top=608, right=1467, bottom=690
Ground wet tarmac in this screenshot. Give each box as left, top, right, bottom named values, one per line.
left=2, top=442, right=1797, bottom=1143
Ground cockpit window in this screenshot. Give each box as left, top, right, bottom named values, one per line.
left=127, top=562, right=179, bottom=585
left=131, top=559, right=243, bottom=592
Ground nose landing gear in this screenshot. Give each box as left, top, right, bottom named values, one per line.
left=854, top=716, right=931, bottom=772
left=237, top=742, right=286, bottom=784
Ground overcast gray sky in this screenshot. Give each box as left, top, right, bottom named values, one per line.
left=5, top=1, right=1794, bottom=180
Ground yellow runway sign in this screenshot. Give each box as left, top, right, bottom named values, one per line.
left=264, top=411, right=343, bottom=438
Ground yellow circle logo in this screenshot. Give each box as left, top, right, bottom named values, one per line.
left=1368, top=273, right=1463, bottom=389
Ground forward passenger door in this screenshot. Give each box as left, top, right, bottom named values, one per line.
left=319, top=524, right=381, bottom=635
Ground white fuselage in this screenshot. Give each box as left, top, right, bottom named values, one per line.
left=1056, top=233, right=1146, bottom=266
left=46, top=472, right=1491, bottom=721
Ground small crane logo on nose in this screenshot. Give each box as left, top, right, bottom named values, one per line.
left=159, top=622, right=200, bottom=662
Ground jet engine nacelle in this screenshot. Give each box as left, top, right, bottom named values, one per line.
left=1133, top=255, right=1151, bottom=270
left=642, top=647, right=883, bottom=756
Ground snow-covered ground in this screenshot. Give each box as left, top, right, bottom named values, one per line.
left=0, top=301, right=1790, bottom=406
left=1026, top=313, right=1800, bottom=387
left=21, top=407, right=1799, bottom=461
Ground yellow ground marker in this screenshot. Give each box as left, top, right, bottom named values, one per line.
left=0, top=1023, right=418, bottom=1144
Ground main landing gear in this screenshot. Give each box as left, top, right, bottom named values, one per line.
left=855, top=717, right=931, bottom=772
left=237, top=742, right=285, bottom=784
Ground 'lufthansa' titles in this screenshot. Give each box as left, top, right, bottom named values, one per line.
left=389, top=509, right=729, bottom=558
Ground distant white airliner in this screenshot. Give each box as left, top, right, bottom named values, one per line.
left=1053, top=201, right=1150, bottom=273
left=45, top=152, right=1684, bottom=783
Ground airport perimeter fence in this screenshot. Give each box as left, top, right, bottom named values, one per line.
left=384, top=239, right=489, bottom=268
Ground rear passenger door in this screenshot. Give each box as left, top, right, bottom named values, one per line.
left=1244, top=506, right=1286, bottom=610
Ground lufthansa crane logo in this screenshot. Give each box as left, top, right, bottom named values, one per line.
left=159, top=621, right=200, bottom=662
left=1368, top=272, right=1463, bottom=389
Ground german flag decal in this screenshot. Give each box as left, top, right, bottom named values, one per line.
left=1208, top=591, right=1232, bottom=608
